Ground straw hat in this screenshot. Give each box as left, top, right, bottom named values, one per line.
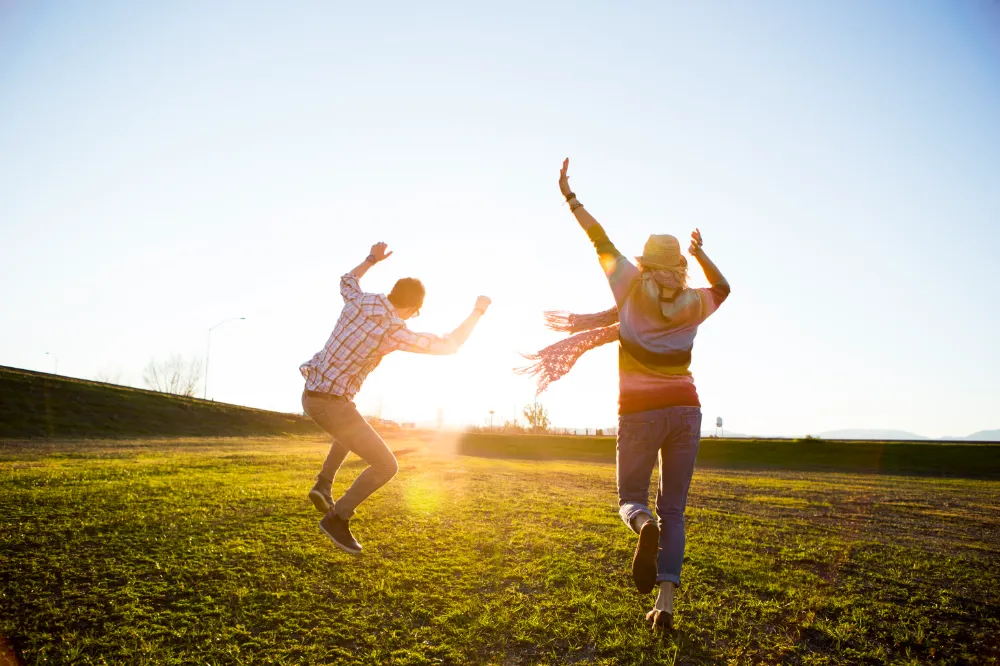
left=635, top=234, right=685, bottom=270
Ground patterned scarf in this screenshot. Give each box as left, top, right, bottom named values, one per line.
left=517, top=268, right=687, bottom=394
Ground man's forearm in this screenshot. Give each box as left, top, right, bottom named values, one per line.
left=694, top=249, right=727, bottom=287
left=447, top=310, right=485, bottom=348
left=349, top=255, right=377, bottom=279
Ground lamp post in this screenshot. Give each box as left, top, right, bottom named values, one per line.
left=488, top=410, right=495, bottom=433
left=204, top=317, right=245, bottom=400
left=45, top=351, right=59, bottom=375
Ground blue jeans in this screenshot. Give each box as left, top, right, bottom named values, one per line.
left=617, top=405, right=702, bottom=585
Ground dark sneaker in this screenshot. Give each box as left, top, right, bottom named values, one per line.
left=309, top=484, right=334, bottom=514
left=319, top=512, right=362, bottom=554
left=632, top=520, right=659, bottom=594
left=646, top=608, right=673, bottom=632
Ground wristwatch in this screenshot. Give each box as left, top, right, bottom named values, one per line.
left=366, top=254, right=378, bottom=264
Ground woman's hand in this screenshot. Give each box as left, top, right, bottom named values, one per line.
left=561, top=157, right=600, bottom=230
left=688, top=228, right=727, bottom=287
left=688, top=229, right=704, bottom=256
left=559, top=158, right=573, bottom=199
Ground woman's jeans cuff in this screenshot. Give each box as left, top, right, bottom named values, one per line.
left=656, top=573, right=681, bottom=586
left=619, top=502, right=654, bottom=534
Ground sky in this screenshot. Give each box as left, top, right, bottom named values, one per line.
left=1, top=1, right=998, bottom=437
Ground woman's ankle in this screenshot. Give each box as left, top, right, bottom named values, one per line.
left=654, top=581, right=676, bottom=613
left=631, top=513, right=654, bottom=533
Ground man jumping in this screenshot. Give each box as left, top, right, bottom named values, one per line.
left=299, top=242, right=491, bottom=554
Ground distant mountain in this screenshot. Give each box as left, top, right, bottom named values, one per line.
left=818, top=429, right=927, bottom=440
left=701, top=430, right=752, bottom=438
left=960, top=429, right=1000, bottom=442
left=817, top=428, right=1000, bottom=442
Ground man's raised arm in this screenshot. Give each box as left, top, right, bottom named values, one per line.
left=388, top=296, right=492, bottom=355
left=342, top=242, right=394, bottom=302
left=350, top=242, right=393, bottom=279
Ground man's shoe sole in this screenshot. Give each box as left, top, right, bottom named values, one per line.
left=309, top=489, right=333, bottom=514
left=318, top=520, right=362, bottom=555
left=632, top=521, right=659, bottom=594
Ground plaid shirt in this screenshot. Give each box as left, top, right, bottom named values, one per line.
left=299, top=274, right=461, bottom=399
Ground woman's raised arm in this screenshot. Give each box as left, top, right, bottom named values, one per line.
left=559, top=157, right=639, bottom=306
left=560, top=158, right=602, bottom=232
left=689, top=229, right=728, bottom=288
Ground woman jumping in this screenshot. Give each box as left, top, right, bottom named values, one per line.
left=520, top=158, right=731, bottom=630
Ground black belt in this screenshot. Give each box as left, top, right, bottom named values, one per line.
left=304, top=389, right=347, bottom=402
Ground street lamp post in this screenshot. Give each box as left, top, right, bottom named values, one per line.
left=204, top=317, right=245, bottom=400
left=45, top=352, right=59, bottom=375
left=488, top=410, right=495, bottom=433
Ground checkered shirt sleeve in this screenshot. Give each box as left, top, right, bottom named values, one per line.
left=383, top=325, right=460, bottom=355
left=340, top=274, right=364, bottom=303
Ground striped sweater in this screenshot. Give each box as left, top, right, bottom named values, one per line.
left=587, top=224, right=730, bottom=415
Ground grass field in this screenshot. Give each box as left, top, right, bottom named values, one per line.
left=1, top=434, right=998, bottom=665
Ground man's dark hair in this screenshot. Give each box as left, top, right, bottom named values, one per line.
left=387, top=278, right=425, bottom=309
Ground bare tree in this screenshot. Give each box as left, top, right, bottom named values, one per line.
left=501, top=419, right=524, bottom=434
left=522, top=401, right=551, bottom=434
left=143, top=355, right=203, bottom=397
left=93, top=366, right=125, bottom=385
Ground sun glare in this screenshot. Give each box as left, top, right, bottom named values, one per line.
left=402, top=474, right=446, bottom=515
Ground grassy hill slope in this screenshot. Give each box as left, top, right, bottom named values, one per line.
left=0, top=365, right=320, bottom=438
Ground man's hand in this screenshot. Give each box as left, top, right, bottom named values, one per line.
left=350, top=242, right=392, bottom=279
left=688, top=229, right=704, bottom=256
left=559, top=158, right=573, bottom=199
left=370, top=242, right=393, bottom=263
left=474, top=296, right=492, bottom=314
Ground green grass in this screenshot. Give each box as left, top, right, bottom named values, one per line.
left=1, top=435, right=998, bottom=664
left=460, top=433, right=1000, bottom=479
left=0, top=365, right=320, bottom=438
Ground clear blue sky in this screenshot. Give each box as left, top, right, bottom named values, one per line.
left=2, top=1, right=998, bottom=437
